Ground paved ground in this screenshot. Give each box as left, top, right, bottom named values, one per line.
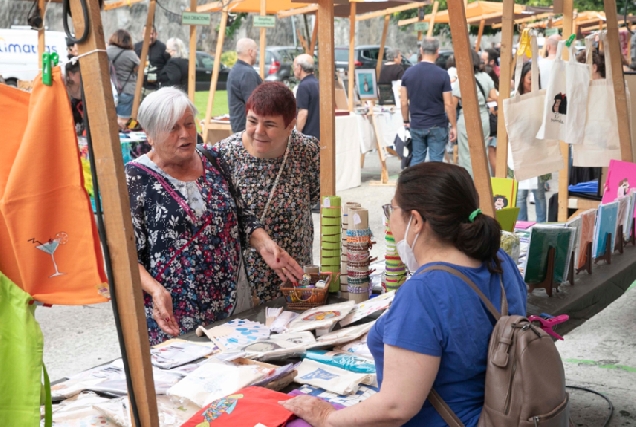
left=36, top=153, right=635, bottom=426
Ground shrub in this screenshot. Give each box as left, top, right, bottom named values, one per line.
left=221, top=51, right=237, bottom=67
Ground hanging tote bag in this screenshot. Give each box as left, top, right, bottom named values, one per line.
left=572, top=33, right=622, bottom=166
left=536, top=40, right=591, bottom=145
left=0, top=68, right=109, bottom=305
left=504, top=33, right=563, bottom=182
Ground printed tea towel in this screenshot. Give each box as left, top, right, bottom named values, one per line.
left=503, top=32, right=563, bottom=181
left=536, top=40, right=590, bottom=144
left=0, top=69, right=109, bottom=305
left=181, top=386, right=294, bottom=427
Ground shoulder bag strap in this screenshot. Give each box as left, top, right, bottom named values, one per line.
left=475, top=77, right=487, bottom=101
left=428, top=389, right=465, bottom=427
left=197, top=145, right=241, bottom=203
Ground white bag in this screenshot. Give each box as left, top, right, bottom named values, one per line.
left=572, top=33, right=622, bottom=166
left=536, top=40, right=590, bottom=144
left=504, top=33, right=563, bottom=182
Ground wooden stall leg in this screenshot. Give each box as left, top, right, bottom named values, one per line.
left=594, top=233, right=613, bottom=265
left=528, top=246, right=556, bottom=297
left=630, top=218, right=636, bottom=246
left=576, top=241, right=593, bottom=275
left=567, top=251, right=575, bottom=286
left=616, top=225, right=624, bottom=254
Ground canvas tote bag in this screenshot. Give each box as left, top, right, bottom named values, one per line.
left=536, top=40, right=591, bottom=144
left=504, top=33, right=563, bottom=182
left=0, top=68, right=109, bottom=305
left=572, top=33, right=622, bottom=166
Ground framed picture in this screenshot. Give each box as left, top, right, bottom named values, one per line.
left=354, top=69, right=378, bottom=100
left=377, top=83, right=396, bottom=106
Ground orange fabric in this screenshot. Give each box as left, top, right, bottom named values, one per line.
left=0, top=68, right=109, bottom=305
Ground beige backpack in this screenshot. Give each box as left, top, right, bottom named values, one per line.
left=423, top=265, right=570, bottom=427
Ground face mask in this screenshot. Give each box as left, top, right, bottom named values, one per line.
left=396, top=215, right=420, bottom=272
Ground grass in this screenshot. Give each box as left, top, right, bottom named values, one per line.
left=194, top=90, right=229, bottom=119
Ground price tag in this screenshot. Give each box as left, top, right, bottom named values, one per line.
left=353, top=213, right=362, bottom=225
left=323, top=198, right=331, bottom=208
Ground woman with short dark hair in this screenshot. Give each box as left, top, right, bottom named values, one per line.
left=283, top=162, right=527, bottom=427
left=107, top=29, right=139, bottom=128
left=212, top=82, right=320, bottom=303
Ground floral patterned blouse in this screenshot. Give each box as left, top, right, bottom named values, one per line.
left=125, top=149, right=259, bottom=345
left=213, top=130, right=320, bottom=302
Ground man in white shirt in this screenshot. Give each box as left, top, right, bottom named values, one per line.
left=538, top=34, right=561, bottom=89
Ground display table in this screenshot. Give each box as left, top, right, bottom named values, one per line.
left=204, top=122, right=233, bottom=145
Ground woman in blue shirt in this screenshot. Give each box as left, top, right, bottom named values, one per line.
left=282, top=162, right=527, bottom=426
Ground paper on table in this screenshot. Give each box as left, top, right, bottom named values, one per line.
left=269, top=311, right=299, bottom=333
left=238, top=331, right=316, bottom=361
left=294, top=359, right=375, bottom=395
left=290, top=384, right=379, bottom=407
left=93, top=395, right=200, bottom=427
left=313, top=322, right=377, bottom=348
left=151, top=340, right=218, bottom=369
left=286, top=301, right=356, bottom=333
left=336, top=333, right=373, bottom=360
left=340, top=291, right=395, bottom=327
left=45, top=392, right=118, bottom=427
left=198, top=319, right=271, bottom=351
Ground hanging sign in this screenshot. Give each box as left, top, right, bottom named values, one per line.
left=254, top=15, right=276, bottom=28
left=414, top=22, right=430, bottom=32
left=546, top=28, right=560, bottom=37
left=182, top=12, right=211, bottom=26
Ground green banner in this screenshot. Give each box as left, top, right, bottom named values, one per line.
left=182, top=12, right=211, bottom=26
left=254, top=15, right=276, bottom=28
left=414, top=22, right=430, bottom=32
left=546, top=28, right=560, bottom=36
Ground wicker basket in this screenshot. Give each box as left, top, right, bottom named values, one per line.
left=280, top=272, right=332, bottom=311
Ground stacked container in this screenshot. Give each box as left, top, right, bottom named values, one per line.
left=345, top=207, right=373, bottom=303
left=320, top=196, right=342, bottom=292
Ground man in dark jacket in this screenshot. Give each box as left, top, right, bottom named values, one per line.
left=134, top=25, right=171, bottom=93
left=227, top=38, right=262, bottom=132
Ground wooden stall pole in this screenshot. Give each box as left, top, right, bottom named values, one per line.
left=557, top=0, right=574, bottom=222
left=475, top=19, right=486, bottom=51
left=131, top=0, right=156, bottom=119
left=376, top=14, right=390, bottom=79
left=427, top=1, right=439, bottom=37
left=447, top=0, right=495, bottom=217
left=69, top=0, right=159, bottom=425
left=297, top=28, right=310, bottom=53
left=203, top=7, right=229, bottom=140
left=495, top=0, right=515, bottom=178
left=309, top=17, right=319, bottom=54
left=605, top=0, right=634, bottom=162
left=188, top=0, right=197, bottom=102
left=348, top=2, right=356, bottom=112
left=38, top=0, right=45, bottom=70
left=317, top=0, right=336, bottom=197
left=259, top=0, right=266, bottom=79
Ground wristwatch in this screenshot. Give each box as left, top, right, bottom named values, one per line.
left=403, top=121, right=410, bottom=124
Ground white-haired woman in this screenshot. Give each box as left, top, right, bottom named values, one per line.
left=125, top=87, right=303, bottom=345
left=158, top=38, right=189, bottom=92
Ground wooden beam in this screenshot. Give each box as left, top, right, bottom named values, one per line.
left=37, top=0, right=45, bottom=69
left=427, top=1, right=439, bottom=37
left=103, top=0, right=144, bottom=11
left=495, top=0, right=514, bottom=179
left=309, top=17, right=319, bottom=54
left=348, top=2, right=356, bottom=112
left=475, top=19, right=485, bottom=51
left=355, top=1, right=429, bottom=22
left=491, top=12, right=553, bottom=29
left=188, top=0, right=197, bottom=102
left=297, top=28, right=309, bottom=53
left=277, top=4, right=318, bottom=18
left=198, top=0, right=244, bottom=13
left=69, top=0, right=159, bottom=426
left=605, top=0, right=633, bottom=162
left=376, top=14, right=390, bottom=79
left=398, top=16, right=419, bottom=27
left=447, top=0, right=495, bottom=217
left=317, top=0, right=336, bottom=197
left=131, top=0, right=156, bottom=120
left=558, top=0, right=574, bottom=222
left=203, top=7, right=229, bottom=141
left=259, top=0, right=266, bottom=79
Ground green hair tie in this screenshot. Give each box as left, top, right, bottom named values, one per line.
left=468, top=209, right=482, bottom=223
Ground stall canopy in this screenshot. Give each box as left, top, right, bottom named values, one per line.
left=399, top=1, right=543, bottom=26
left=198, top=0, right=312, bottom=13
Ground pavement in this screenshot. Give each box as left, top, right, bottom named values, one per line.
left=36, top=152, right=636, bottom=426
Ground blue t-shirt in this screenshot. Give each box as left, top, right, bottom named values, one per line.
left=401, top=62, right=452, bottom=129
left=367, top=250, right=527, bottom=427
left=296, top=74, right=321, bottom=140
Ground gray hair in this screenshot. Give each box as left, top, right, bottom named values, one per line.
left=385, top=49, right=400, bottom=61
left=138, top=87, right=198, bottom=142
left=295, top=53, right=314, bottom=72
left=420, top=38, right=440, bottom=54
left=166, top=37, right=187, bottom=58
left=237, top=38, right=257, bottom=55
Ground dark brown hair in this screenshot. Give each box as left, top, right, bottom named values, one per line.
left=576, top=50, right=606, bottom=78
left=245, top=82, right=297, bottom=127
left=395, top=162, right=502, bottom=273
left=108, top=29, right=133, bottom=50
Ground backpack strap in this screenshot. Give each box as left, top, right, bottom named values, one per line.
left=419, top=264, right=507, bottom=319
left=428, top=389, right=464, bottom=427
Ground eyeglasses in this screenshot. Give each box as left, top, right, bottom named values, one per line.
left=382, top=203, right=400, bottom=218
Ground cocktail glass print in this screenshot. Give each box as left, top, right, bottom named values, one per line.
left=31, top=232, right=68, bottom=277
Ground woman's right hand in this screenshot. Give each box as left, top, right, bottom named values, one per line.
left=151, top=286, right=180, bottom=336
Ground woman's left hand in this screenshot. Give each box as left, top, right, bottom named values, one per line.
left=280, top=395, right=335, bottom=427
left=259, top=238, right=304, bottom=284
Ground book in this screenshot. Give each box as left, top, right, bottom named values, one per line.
left=491, top=177, right=518, bottom=210
left=602, top=160, right=636, bottom=221
left=576, top=209, right=597, bottom=269
left=523, top=225, right=574, bottom=284
left=592, top=201, right=619, bottom=258
left=495, top=207, right=521, bottom=232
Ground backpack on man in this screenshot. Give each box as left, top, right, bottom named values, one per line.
left=423, top=265, right=570, bottom=427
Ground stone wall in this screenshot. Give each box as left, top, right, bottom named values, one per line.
left=0, top=1, right=501, bottom=60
